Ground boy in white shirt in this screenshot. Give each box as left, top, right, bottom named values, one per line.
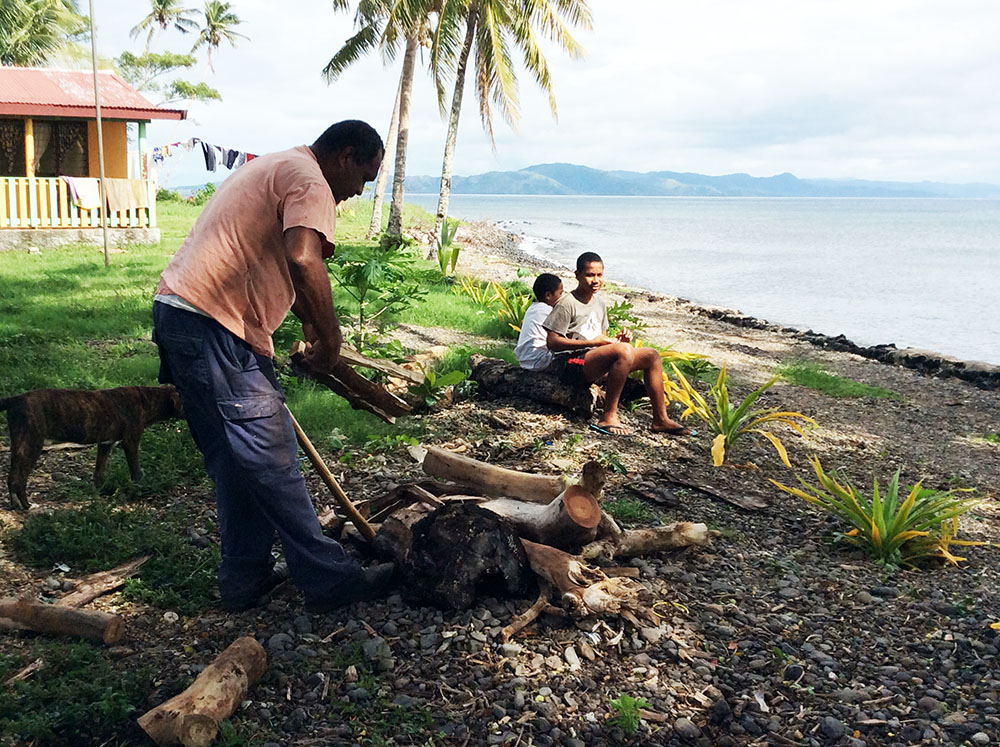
left=514, top=273, right=563, bottom=371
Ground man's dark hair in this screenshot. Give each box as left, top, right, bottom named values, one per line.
left=532, top=273, right=562, bottom=301
left=576, top=251, right=603, bottom=272
left=313, top=120, right=384, bottom=164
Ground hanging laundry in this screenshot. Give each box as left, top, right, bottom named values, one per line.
left=201, top=141, right=219, bottom=171
left=62, top=176, right=101, bottom=209
left=224, top=148, right=240, bottom=169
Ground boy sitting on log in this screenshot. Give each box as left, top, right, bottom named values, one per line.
left=514, top=273, right=563, bottom=372
left=541, top=252, right=690, bottom=437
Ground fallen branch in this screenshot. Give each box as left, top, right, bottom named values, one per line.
left=581, top=522, right=710, bottom=560
left=422, top=446, right=566, bottom=504
left=138, top=636, right=267, bottom=747
left=56, top=556, right=149, bottom=608
left=0, top=597, right=124, bottom=644
left=500, top=581, right=561, bottom=643
left=3, top=657, right=43, bottom=686
left=656, top=468, right=768, bottom=511
left=289, top=342, right=411, bottom=424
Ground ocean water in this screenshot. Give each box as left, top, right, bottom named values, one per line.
left=407, top=194, right=1000, bottom=365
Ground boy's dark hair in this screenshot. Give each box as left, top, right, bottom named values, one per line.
left=532, top=273, right=562, bottom=301
left=576, top=251, right=603, bottom=272
left=313, top=120, right=384, bottom=163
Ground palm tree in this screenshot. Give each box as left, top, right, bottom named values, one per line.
left=430, top=0, right=592, bottom=243
left=129, top=0, right=198, bottom=52
left=324, top=0, right=428, bottom=241
left=0, top=0, right=87, bottom=66
left=190, top=0, right=247, bottom=72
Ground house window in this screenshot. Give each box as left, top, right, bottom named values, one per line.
left=34, top=120, right=89, bottom=177
left=0, top=119, right=26, bottom=176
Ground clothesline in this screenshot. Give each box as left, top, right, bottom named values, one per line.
left=144, top=137, right=259, bottom=178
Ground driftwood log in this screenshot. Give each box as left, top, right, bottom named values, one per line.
left=138, top=636, right=267, bottom=747
left=422, top=446, right=566, bottom=503
left=480, top=485, right=601, bottom=551
left=469, top=355, right=648, bottom=418
left=289, top=341, right=411, bottom=424
left=581, top=522, right=710, bottom=560
left=470, top=354, right=599, bottom=417
left=0, top=597, right=124, bottom=644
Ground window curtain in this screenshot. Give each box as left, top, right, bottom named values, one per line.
left=0, top=119, right=25, bottom=175
left=32, top=121, right=52, bottom=174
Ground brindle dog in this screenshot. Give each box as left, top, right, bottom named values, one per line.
left=0, top=385, right=184, bottom=509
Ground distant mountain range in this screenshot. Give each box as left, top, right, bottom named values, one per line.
left=404, top=163, right=1000, bottom=198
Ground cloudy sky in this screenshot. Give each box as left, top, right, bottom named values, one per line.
left=92, top=0, right=1000, bottom=188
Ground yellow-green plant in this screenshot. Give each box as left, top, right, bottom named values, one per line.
left=436, top=218, right=461, bottom=276
left=670, top=363, right=816, bottom=467
left=770, top=458, right=983, bottom=566
left=456, top=276, right=497, bottom=306
left=490, top=281, right=533, bottom=333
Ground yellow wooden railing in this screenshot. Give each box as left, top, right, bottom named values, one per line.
left=0, top=176, right=157, bottom=229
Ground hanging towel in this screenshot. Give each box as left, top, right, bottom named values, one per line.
left=62, top=176, right=102, bottom=209
left=104, top=178, right=148, bottom=212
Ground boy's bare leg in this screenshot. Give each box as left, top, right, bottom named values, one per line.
left=632, top=347, right=689, bottom=433
left=583, top=343, right=634, bottom=433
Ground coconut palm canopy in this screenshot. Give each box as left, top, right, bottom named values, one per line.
left=190, top=0, right=247, bottom=71
left=0, top=0, right=87, bottom=66
left=130, top=0, right=199, bottom=51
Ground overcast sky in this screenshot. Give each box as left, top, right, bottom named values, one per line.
left=92, top=0, right=1000, bottom=188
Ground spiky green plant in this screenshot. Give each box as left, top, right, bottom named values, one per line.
left=771, top=458, right=984, bottom=566
left=489, top=281, right=532, bottom=335
left=670, top=363, right=816, bottom=466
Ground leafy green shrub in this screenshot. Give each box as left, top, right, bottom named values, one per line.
left=156, top=187, right=183, bottom=202
left=191, top=182, right=216, bottom=205
left=0, top=641, right=151, bottom=745
left=331, top=242, right=427, bottom=352
left=771, top=459, right=983, bottom=566
left=670, top=363, right=816, bottom=467
left=779, top=360, right=897, bottom=399
left=608, top=694, right=648, bottom=737
left=455, top=276, right=497, bottom=306
left=408, top=368, right=467, bottom=410
left=671, top=356, right=720, bottom=383
left=606, top=300, right=647, bottom=336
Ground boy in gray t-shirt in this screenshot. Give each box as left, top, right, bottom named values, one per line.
left=542, top=252, right=689, bottom=436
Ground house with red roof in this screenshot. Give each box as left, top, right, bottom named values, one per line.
left=0, top=67, right=185, bottom=248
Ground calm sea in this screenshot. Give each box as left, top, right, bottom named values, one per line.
left=407, top=195, right=1000, bottom=365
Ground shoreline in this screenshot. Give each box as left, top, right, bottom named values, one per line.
left=452, top=219, right=1000, bottom=390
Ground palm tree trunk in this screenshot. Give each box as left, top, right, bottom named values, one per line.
left=433, top=5, right=478, bottom=247
left=385, top=31, right=419, bottom=241
left=367, top=76, right=402, bottom=239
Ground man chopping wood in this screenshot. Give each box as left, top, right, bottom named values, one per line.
left=152, top=120, right=394, bottom=613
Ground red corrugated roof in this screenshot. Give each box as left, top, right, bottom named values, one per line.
left=0, top=67, right=186, bottom=120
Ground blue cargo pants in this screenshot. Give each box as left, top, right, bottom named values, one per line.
left=152, top=301, right=361, bottom=607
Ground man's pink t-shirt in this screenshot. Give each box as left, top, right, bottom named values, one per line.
left=157, top=145, right=337, bottom=357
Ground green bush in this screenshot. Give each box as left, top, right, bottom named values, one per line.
left=156, top=187, right=182, bottom=202
left=191, top=182, right=217, bottom=205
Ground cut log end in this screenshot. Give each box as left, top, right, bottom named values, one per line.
left=180, top=714, right=218, bottom=747
left=563, top=485, right=601, bottom=529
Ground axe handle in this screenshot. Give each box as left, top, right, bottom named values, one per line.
left=286, top=407, right=376, bottom=542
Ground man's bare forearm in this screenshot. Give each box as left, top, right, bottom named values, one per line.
left=285, top=227, right=341, bottom=354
